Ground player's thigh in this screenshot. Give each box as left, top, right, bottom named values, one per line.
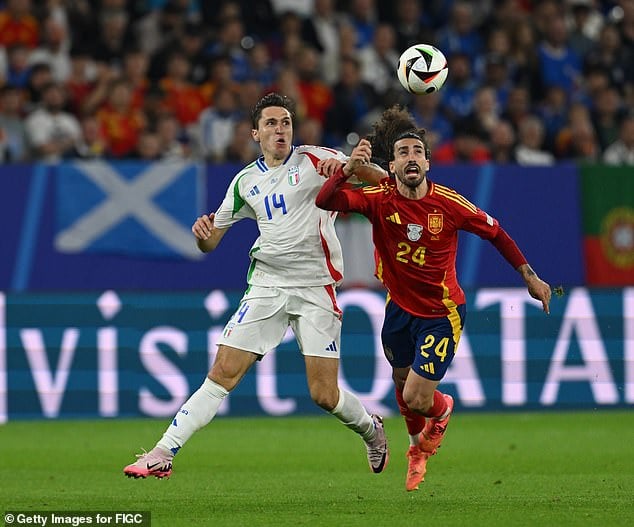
left=403, top=369, right=440, bottom=409
left=304, top=355, right=340, bottom=406
left=410, top=304, right=466, bottom=382
left=381, top=299, right=417, bottom=369
left=288, top=286, right=342, bottom=359
left=216, top=286, right=290, bottom=356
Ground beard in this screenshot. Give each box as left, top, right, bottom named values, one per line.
left=396, top=165, right=425, bottom=189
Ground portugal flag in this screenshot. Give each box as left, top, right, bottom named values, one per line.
left=581, top=165, right=634, bottom=285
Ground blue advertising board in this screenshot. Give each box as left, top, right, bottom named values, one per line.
left=1, top=287, right=631, bottom=422
left=0, top=162, right=584, bottom=292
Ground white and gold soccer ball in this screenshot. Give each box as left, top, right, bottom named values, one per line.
left=397, top=44, right=449, bottom=95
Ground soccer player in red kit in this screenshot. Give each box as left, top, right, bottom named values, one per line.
left=315, top=130, right=551, bottom=491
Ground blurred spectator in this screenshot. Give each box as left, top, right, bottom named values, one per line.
left=345, top=0, right=379, bottom=49
left=434, top=121, right=492, bottom=164
left=148, top=20, right=207, bottom=83
left=0, top=84, right=27, bottom=162
left=554, top=102, right=600, bottom=160
left=302, top=0, right=343, bottom=85
left=24, top=81, right=81, bottom=161
left=266, top=10, right=304, bottom=63
left=489, top=119, right=516, bottom=164
left=603, top=114, right=634, bottom=165
left=224, top=117, right=260, bottom=163
left=566, top=2, right=599, bottom=61
left=270, top=66, right=308, bottom=120
left=236, top=79, right=264, bottom=117
left=5, top=44, right=32, bottom=88
left=508, top=18, right=541, bottom=93
left=156, top=113, right=189, bottom=159
left=158, top=51, right=207, bottom=127
left=584, top=23, right=630, bottom=90
left=0, top=0, right=39, bottom=49
left=295, top=46, right=334, bottom=125
left=207, top=15, right=250, bottom=80
left=93, top=8, right=137, bottom=69
left=436, top=1, right=483, bottom=65
left=514, top=116, right=555, bottom=165
left=296, top=117, right=324, bottom=146
left=200, top=54, right=240, bottom=106
left=97, top=79, right=146, bottom=157
left=24, top=61, right=53, bottom=111
left=481, top=53, right=513, bottom=108
left=392, top=0, right=435, bottom=52
left=537, top=13, right=583, bottom=95
left=358, top=23, right=401, bottom=105
left=133, top=129, right=162, bottom=160
left=28, top=15, right=70, bottom=82
left=122, top=48, right=150, bottom=110
left=461, top=86, right=501, bottom=143
left=201, top=1, right=277, bottom=40
left=501, top=85, right=533, bottom=133
left=536, top=85, right=570, bottom=151
left=410, top=91, right=453, bottom=151
left=136, top=0, right=188, bottom=57
left=243, top=41, right=277, bottom=86
left=325, top=54, right=378, bottom=147
left=591, top=85, right=625, bottom=151
left=72, top=113, right=107, bottom=159
left=196, top=86, right=240, bottom=161
left=439, top=52, right=478, bottom=122
left=65, top=48, right=97, bottom=116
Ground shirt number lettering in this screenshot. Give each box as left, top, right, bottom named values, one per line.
left=396, top=242, right=426, bottom=266
left=420, top=335, right=450, bottom=362
left=264, top=193, right=287, bottom=220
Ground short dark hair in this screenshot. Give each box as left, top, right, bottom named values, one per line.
left=251, top=92, right=296, bottom=129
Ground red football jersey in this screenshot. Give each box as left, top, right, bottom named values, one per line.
left=331, top=178, right=501, bottom=317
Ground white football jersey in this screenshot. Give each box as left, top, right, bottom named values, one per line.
left=214, top=145, right=348, bottom=287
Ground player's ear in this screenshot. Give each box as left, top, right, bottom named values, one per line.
left=252, top=129, right=259, bottom=142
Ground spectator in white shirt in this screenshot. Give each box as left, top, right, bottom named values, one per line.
left=24, top=81, right=80, bottom=161
left=603, top=115, right=634, bottom=166
left=514, top=115, right=555, bottom=165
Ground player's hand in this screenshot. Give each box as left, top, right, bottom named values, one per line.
left=317, top=157, right=344, bottom=178
left=344, top=139, right=372, bottom=176
left=192, top=213, right=215, bottom=240
left=526, top=275, right=552, bottom=314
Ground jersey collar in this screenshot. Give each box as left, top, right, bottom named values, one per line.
left=256, top=146, right=295, bottom=172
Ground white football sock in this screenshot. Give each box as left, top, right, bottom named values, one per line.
left=156, top=378, right=229, bottom=455
left=330, top=389, right=375, bottom=442
left=408, top=434, right=420, bottom=447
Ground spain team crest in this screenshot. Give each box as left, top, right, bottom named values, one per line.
left=288, top=165, right=300, bottom=186
left=407, top=224, right=423, bottom=241
left=428, top=213, right=443, bottom=234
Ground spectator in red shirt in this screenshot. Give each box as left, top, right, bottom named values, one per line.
left=0, top=0, right=39, bottom=48
left=97, top=79, right=146, bottom=157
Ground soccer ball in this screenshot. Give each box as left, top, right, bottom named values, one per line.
left=397, top=44, right=448, bottom=95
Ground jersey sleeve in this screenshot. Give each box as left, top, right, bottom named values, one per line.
left=315, top=165, right=375, bottom=216
left=440, top=186, right=500, bottom=239
left=213, top=172, right=256, bottom=229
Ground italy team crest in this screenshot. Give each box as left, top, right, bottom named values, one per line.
left=288, top=165, right=300, bottom=186
left=428, top=213, right=443, bottom=235
left=407, top=224, right=423, bottom=241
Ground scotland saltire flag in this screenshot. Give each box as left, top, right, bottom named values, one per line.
left=54, top=160, right=205, bottom=260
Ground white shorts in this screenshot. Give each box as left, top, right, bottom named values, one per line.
left=216, top=284, right=342, bottom=359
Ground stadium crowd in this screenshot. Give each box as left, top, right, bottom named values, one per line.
left=0, top=0, right=633, bottom=165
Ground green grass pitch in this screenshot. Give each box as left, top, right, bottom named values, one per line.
left=1, top=411, right=633, bottom=527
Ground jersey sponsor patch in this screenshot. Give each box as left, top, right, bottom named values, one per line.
left=428, top=213, right=443, bottom=234
left=407, top=223, right=424, bottom=241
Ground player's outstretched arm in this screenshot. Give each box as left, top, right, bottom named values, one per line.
left=518, top=264, right=552, bottom=314
left=192, top=213, right=228, bottom=253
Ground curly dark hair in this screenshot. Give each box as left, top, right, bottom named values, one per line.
left=251, top=92, right=296, bottom=129
left=366, top=105, right=430, bottom=163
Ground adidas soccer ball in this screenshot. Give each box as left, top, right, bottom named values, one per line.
left=397, top=44, right=448, bottom=95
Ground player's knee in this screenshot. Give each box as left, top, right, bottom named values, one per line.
left=403, top=391, right=433, bottom=415
left=309, top=384, right=338, bottom=411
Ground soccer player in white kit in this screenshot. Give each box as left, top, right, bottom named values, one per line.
left=123, top=93, right=389, bottom=479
